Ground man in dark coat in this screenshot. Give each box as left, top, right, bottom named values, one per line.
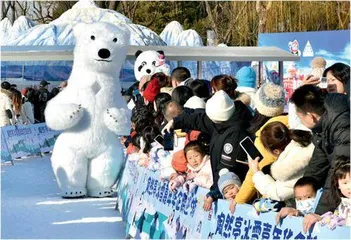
left=163, top=90, right=252, bottom=209
left=34, top=80, right=51, bottom=122
left=291, top=85, right=350, bottom=214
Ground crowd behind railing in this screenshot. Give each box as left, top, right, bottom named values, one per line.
left=121, top=59, right=350, bottom=233
left=1, top=58, right=350, bottom=232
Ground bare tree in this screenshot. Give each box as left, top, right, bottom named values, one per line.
left=119, top=2, right=138, bottom=21
left=108, top=1, right=119, bottom=10
left=9, top=1, right=16, bottom=23
left=15, top=1, right=30, bottom=16
left=1, top=1, right=12, bottom=20
left=204, top=1, right=218, bottom=39
left=256, top=0, right=272, bottom=33
left=32, top=1, right=54, bottom=23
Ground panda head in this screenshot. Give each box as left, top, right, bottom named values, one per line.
left=133, top=50, right=165, bottom=81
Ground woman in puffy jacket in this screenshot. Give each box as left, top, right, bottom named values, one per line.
left=249, top=121, right=314, bottom=202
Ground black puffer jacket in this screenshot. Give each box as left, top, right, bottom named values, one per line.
left=173, top=100, right=252, bottom=199
left=303, top=93, right=350, bottom=214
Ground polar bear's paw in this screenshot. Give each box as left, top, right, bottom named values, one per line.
left=104, top=107, right=131, bottom=135
left=45, top=103, right=84, bottom=131
left=87, top=188, right=115, bottom=198
left=61, top=188, right=87, bottom=198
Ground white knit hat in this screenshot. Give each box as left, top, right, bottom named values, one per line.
left=254, top=83, right=285, bottom=117
left=206, top=90, right=235, bottom=122
left=184, top=96, right=206, bottom=109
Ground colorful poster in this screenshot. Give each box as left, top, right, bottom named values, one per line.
left=1, top=130, right=12, bottom=163
left=117, top=158, right=350, bottom=239
left=31, top=123, right=61, bottom=152
left=258, top=30, right=350, bottom=101
left=1, top=125, right=41, bottom=158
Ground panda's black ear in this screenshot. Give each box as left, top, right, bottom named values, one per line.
left=135, top=50, right=143, bottom=58
left=157, top=50, right=164, bottom=55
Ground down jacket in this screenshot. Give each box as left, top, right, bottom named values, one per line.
left=304, top=93, right=350, bottom=214
left=173, top=100, right=252, bottom=199
left=186, top=155, right=213, bottom=189
left=235, top=115, right=289, bottom=204
left=252, top=140, right=314, bottom=201
left=0, top=89, right=13, bottom=127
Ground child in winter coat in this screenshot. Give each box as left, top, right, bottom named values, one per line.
left=303, top=157, right=351, bottom=232
left=275, top=176, right=319, bottom=224
left=169, top=141, right=213, bottom=193
left=203, top=168, right=242, bottom=212
left=166, top=150, right=187, bottom=191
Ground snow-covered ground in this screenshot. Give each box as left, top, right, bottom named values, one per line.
left=1, top=156, right=126, bottom=239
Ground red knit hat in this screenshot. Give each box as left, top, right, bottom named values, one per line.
left=143, top=77, right=161, bottom=102
left=171, top=150, right=187, bottom=173
left=21, top=88, right=28, bottom=96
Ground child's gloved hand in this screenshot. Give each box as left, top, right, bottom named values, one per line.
left=253, top=198, right=284, bottom=213
left=320, top=212, right=334, bottom=226
left=320, top=212, right=346, bottom=230
left=183, top=180, right=197, bottom=193
left=168, top=180, right=176, bottom=192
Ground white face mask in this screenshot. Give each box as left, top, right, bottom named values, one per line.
left=296, top=198, right=315, bottom=215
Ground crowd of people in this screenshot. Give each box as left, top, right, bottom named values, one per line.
left=123, top=61, right=350, bottom=233
left=0, top=80, right=67, bottom=127
left=1, top=58, right=350, bottom=232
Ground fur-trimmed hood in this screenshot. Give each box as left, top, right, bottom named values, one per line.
left=270, top=140, right=314, bottom=181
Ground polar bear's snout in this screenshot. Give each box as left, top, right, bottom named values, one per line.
left=96, top=48, right=111, bottom=62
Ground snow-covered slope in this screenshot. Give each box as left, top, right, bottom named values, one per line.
left=177, top=29, right=203, bottom=46
left=0, top=16, right=36, bottom=44
left=1, top=0, right=165, bottom=46
left=160, top=21, right=183, bottom=46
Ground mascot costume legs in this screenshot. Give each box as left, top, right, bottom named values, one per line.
left=45, top=22, right=131, bottom=198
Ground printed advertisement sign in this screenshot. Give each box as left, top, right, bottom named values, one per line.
left=117, top=158, right=350, bottom=239
left=1, top=130, right=12, bottom=163
left=258, top=30, right=350, bottom=101
left=2, top=125, right=41, bottom=158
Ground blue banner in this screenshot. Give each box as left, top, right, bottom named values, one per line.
left=2, top=125, right=41, bottom=158
left=1, top=130, right=12, bottom=163
left=31, top=123, right=61, bottom=152
left=1, top=123, right=61, bottom=161
left=117, top=158, right=350, bottom=239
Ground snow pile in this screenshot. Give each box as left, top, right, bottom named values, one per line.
left=0, top=16, right=36, bottom=44
left=0, top=0, right=165, bottom=46
left=160, top=21, right=184, bottom=46
left=160, top=21, right=249, bottom=79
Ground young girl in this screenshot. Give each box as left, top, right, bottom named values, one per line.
left=302, top=157, right=350, bottom=233
left=169, top=141, right=213, bottom=193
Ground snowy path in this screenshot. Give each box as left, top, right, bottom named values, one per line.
left=1, top=156, right=126, bottom=239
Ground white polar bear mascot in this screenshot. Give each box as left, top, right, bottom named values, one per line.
left=45, top=22, right=131, bottom=198
left=133, top=50, right=170, bottom=81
